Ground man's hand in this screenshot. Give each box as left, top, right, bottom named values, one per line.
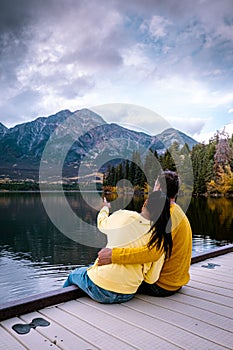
left=97, top=248, right=112, bottom=265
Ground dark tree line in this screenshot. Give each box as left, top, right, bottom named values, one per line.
left=103, top=150, right=160, bottom=192
left=103, top=144, right=191, bottom=193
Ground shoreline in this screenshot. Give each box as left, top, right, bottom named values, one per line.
left=0, top=189, right=233, bottom=197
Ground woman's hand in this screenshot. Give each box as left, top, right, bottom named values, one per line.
left=97, top=248, right=112, bottom=265
left=102, top=197, right=111, bottom=209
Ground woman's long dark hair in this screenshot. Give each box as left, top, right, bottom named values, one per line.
left=146, top=191, right=173, bottom=259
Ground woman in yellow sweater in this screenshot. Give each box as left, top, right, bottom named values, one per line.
left=98, top=171, right=193, bottom=297
left=63, top=191, right=172, bottom=303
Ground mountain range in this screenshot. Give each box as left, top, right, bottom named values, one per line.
left=0, top=108, right=197, bottom=182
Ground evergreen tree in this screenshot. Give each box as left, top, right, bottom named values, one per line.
left=125, top=159, right=130, bottom=180
left=131, top=150, right=144, bottom=187
left=143, top=149, right=160, bottom=189
left=160, top=149, right=176, bottom=170
left=104, top=164, right=112, bottom=185
left=191, top=143, right=208, bottom=194
left=191, top=137, right=217, bottom=194
left=116, top=162, right=123, bottom=183
left=179, top=143, right=193, bottom=192
left=129, top=157, right=136, bottom=186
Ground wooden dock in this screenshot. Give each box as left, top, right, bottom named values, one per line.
left=1, top=247, right=233, bottom=349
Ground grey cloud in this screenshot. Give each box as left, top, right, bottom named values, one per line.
left=53, top=5, right=127, bottom=71
left=114, top=0, right=195, bottom=21
left=0, top=0, right=125, bottom=120
left=59, top=43, right=124, bottom=72
left=58, top=76, right=95, bottom=99
left=1, top=0, right=233, bottom=125
left=116, top=0, right=233, bottom=23
left=0, top=1, right=48, bottom=90
left=0, top=0, right=126, bottom=87
left=0, top=0, right=33, bottom=32
left=75, top=47, right=123, bottom=70
left=0, top=0, right=82, bottom=31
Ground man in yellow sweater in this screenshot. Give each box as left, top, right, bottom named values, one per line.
left=98, top=171, right=192, bottom=297
left=63, top=191, right=169, bottom=303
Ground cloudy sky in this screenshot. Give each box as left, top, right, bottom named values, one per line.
left=1, top=0, right=233, bottom=142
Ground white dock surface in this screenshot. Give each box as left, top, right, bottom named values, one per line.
left=1, top=253, right=233, bottom=350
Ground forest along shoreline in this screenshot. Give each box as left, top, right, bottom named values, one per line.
left=0, top=128, right=233, bottom=197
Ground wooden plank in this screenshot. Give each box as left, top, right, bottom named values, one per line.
left=190, top=275, right=233, bottom=289
left=136, top=294, right=233, bottom=332
left=1, top=316, right=61, bottom=349
left=58, top=299, right=182, bottom=350
left=79, top=297, right=227, bottom=350
left=40, top=304, right=139, bottom=350
left=210, top=254, right=233, bottom=264
left=190, top=270, right=233, bottom=286
left=187, top=279, right=233, bottom=299
left=168, top=292, right=233, bottom=319
left=19, top=311, right=97, bottom=350
left=120, top=297, right=233, bottom=349
left=181, top=284, right=233, bottom=307
left=191, top=266, right=233, bottom=276
left=190, top=271, right=233, bottom=285
left=192, top=262, right=233, bottom=272
left=0, top=286, right=84, bottom=322
left=0, top=326, right=27, bottom=350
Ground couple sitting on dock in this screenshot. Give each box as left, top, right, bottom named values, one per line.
left=63, top=171, right=192, bottom=303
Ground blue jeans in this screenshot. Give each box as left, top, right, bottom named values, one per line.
left=63, top=266, right=135, bottom=304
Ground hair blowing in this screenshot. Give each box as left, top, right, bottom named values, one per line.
left=146, top=191, right=173, bottom=259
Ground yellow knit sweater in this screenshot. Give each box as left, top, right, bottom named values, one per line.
left=111, top=204, right=192, bottom=291
left=87, top=207, right=164, bottom=294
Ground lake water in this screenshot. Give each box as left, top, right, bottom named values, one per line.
left=0, top=192, right=233, bottom=303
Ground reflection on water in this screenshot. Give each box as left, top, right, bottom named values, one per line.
left=186, top=197, right=233, bottom=244
left=0, top=192, right=232, bottom=303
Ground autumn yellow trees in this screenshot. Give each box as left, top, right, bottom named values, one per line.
left=206, top=129, right=233, bottom=195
